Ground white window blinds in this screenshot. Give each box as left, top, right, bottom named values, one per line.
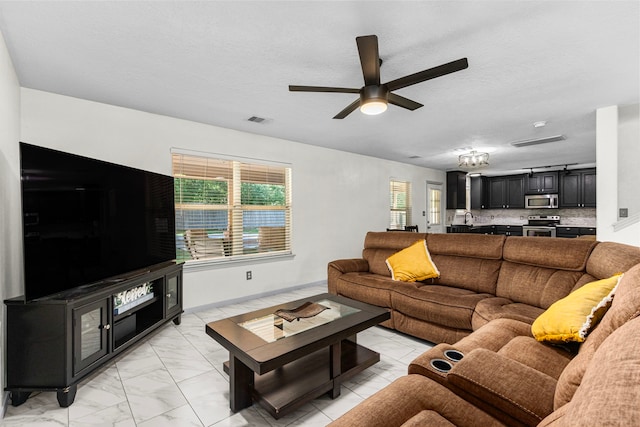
left=172, top=153, right=292, bottom=262
left=389, top=180, right=411, bottom=229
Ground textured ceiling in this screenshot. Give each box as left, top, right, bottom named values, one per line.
left=0, top=1, right=638, bottom=175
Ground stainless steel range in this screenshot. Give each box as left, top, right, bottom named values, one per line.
left=522, top=215, right=560, bottom=237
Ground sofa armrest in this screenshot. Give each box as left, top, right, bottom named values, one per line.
left=327, top=258, right=369, bottom=294
left=447, top=348, right=556, bottom=427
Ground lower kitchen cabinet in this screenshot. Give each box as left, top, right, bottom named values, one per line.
left=556, top=226, right=597, bottom=238
left=495, top=225, right=523, bottom=236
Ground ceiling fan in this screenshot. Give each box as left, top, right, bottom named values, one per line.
left=289, top=35, right=468, bottom=119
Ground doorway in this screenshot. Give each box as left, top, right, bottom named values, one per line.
left=426, top=182, right=444, bottom=234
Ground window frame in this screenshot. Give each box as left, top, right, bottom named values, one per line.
left=172, top=150, right=293, bottom=267
left=389, top=179, right=412, bottom=230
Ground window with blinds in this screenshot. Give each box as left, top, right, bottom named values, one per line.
left=172, top=153, right=292, bottom=262
left=389, top=180, right=411, bottom=229
left=429, top=187, right=442, bottom=225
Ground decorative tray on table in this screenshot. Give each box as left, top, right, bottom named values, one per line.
left=274, top=302, right=330, bottom=322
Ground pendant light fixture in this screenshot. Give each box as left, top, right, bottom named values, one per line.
left=458, top=150, right=489, bottom=168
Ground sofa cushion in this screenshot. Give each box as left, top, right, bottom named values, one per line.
left=426, top=233, right=505, bottom=259
left=328, top=374, right=505, bottom=427
left=495, top=262, right=584, bottom=309
left=335, top=272, right=404, bottom=308
left=392, top=284, right=492, bottom=330
left=447, top=348, right=556, bottom=426
left=585, top=241, right=640, bottom=279
left=502, top=236, right=596, bottom=271
left=430, top=255, right=502, bottom=294
left=394, top=311, right=472, bottom=345
left=540, top=314, right=640, bottom=426
left=362, top=231, right=428, bottom=276
left=531, top=274, right=621, bottom=344
left=554, top=263, right=640, bottom=408
left=472, top=297, right=545, bottom=330
left=497, top=336, right=573, bottom=380
left=386, top=240, right=440, bottom=282
left=401, top=410, right=456, bottom=427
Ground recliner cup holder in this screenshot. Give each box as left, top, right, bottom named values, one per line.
left=444, top=349, right=464, bottom=362
left=430, top=359, right=453, bottom=373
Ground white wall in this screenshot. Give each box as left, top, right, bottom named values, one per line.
left=20, top=88, right=445, bottom=309
left=0, top=30, right=22, bottom=411
left=596, top=104, right=640, bottom=245
left=618, top=104, right=639, bottom=218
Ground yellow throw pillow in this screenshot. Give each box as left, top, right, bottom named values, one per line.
left=386, top=240, right=440, bottom=282
left=531, top=274, right=623, bottom=343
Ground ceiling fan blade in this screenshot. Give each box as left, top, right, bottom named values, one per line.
left=356, top=35, right=380, bottom=86
left=289, top=85, right=360, bottom=93
left=386, top=58, right=468, bottom=92
left=388, top=93, right=423, bottom=111
left=333, top=99, right=360, bottom=119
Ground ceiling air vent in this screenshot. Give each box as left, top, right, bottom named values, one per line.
left=247, top=116, right=267, bottom=123
left=511, top=135, right=566, bottom=147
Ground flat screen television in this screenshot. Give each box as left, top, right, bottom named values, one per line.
left=20, top=142, right=176, bottom=301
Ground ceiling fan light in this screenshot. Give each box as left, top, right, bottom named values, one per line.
left=360, top=100, right=388, bottom=115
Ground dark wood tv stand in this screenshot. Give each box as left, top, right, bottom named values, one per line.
left=4, top=261, right=183, bottom=407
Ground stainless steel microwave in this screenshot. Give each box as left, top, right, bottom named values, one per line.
left=525, top=194, right=559, bottom=209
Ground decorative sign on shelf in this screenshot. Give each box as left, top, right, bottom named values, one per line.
left=114, top=282, right=154, bottom=315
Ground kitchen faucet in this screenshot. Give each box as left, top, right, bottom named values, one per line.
left=464, top=211, right=474, bottom=225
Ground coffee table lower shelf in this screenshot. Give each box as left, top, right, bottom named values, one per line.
left=223, top=339, right=379, bottom=419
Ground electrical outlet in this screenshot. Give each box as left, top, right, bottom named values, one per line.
left=620, top=208, right=629, bottom=218
left=246, top=271, right=252, bottom=280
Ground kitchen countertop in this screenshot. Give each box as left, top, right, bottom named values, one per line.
left=448, top=223, right=597, bottom=228
left=447, top=223, right=524, bottom=228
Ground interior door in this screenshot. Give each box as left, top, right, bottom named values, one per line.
left=426, top=182, right=444, bottom=233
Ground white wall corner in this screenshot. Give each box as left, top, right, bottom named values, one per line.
left=595, top=105, right=618, bottom=242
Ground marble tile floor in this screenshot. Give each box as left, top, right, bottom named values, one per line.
left=1, top=284, right=434, bottom=426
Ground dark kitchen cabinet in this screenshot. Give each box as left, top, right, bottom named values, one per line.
left=559, top=168, right=596, bottom=208
left=525, top=172, right=559, bottom=194
left=579, top=227, right=597, bottom=236
left=471, top=225, right=495, bottom=235
left=556, top=226, right=596, bottom=238
left=494, top=225, right=523, bottom=236
left=556, top=226, right=580, bottom=238
left=447, top=171, right=467, bottom=209
left=5, top=262, right=183, bottom=408
left=470, top=176, right=488, bottom=209
left=488, top=175, right=525, bottom=209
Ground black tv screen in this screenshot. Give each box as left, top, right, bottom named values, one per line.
left=20, top=142, right=176, bottom=301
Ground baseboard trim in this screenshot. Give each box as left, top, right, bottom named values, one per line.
left=1, top=390, right=10, bottom=419
left=183, top=280, right=326, bottom=314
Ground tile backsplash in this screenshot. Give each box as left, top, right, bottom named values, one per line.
left=447, top=208, right=596, bottom=227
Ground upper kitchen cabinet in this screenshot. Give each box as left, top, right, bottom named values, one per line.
left=470, top=175, right=487, bottom=209
left=559, top=168, right=596, bottom=208
left=524, top=172, right=559, bottom=194
left=447, top=171, right=467, bottom=209
left=488, top=175, right=525, bottom=209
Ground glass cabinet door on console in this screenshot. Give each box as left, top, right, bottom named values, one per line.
left=165, top=270, right=182, bottom=323
left=73, top=299, right=110, bottom=376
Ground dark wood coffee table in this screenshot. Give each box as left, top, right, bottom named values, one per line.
left=205, top=293, right=390, bottom=419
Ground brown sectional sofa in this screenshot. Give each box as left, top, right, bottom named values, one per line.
left=327, top=232, right=640, bottom=426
